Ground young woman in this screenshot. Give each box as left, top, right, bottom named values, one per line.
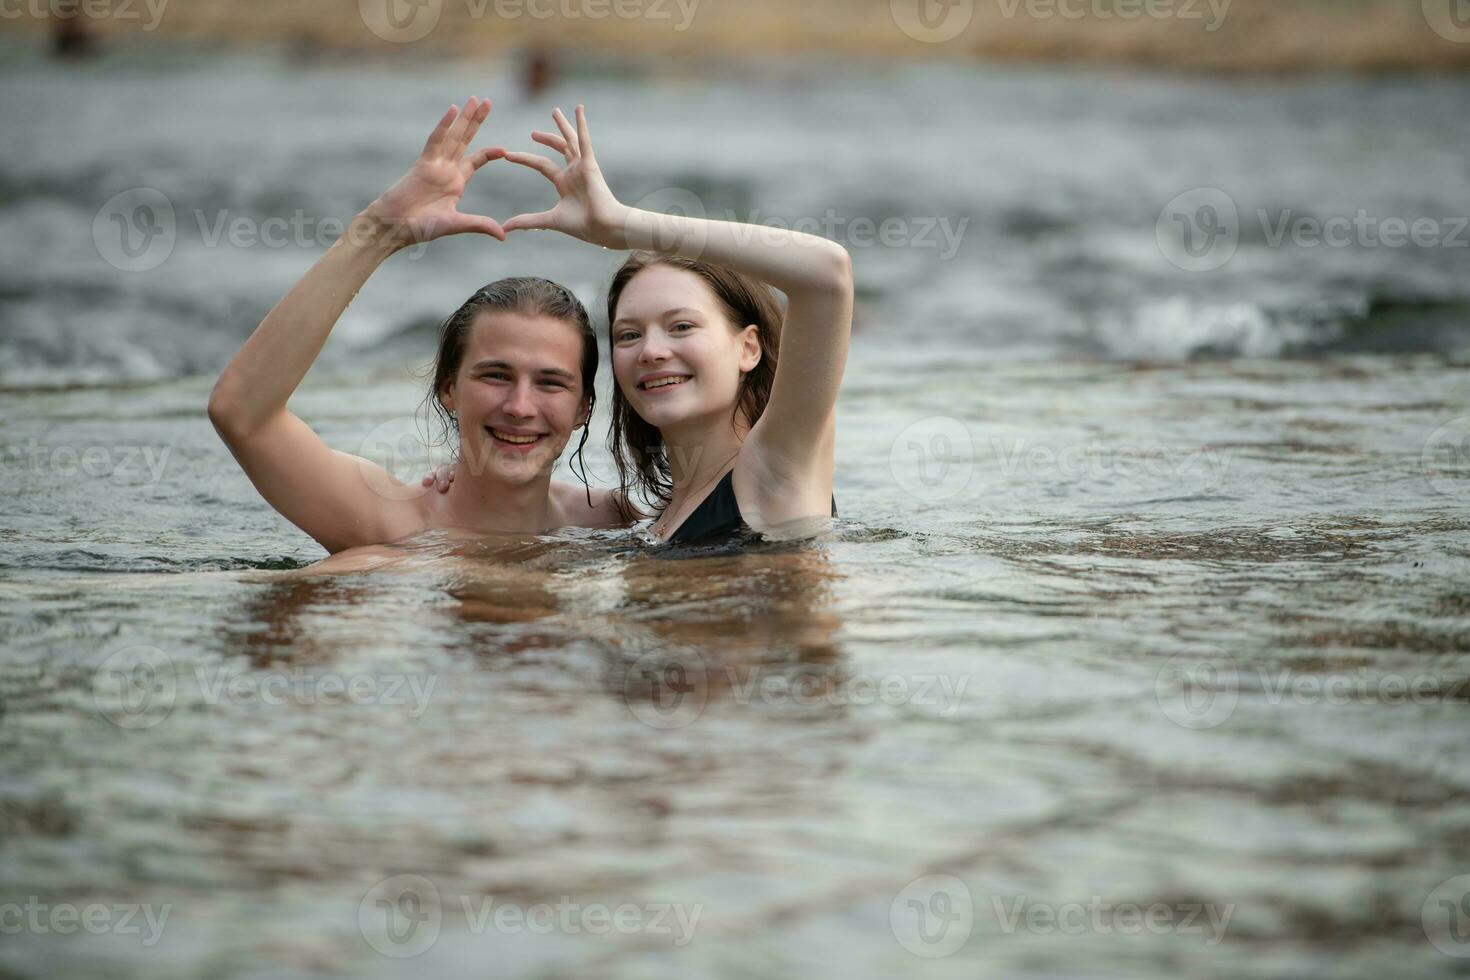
left=209, top=97, right=623, bottom=555
left=435, top=105, right=853, bottom=544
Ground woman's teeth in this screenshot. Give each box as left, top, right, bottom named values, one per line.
left=642, top=376, right=689, bottom=390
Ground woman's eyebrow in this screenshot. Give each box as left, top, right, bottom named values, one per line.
left=612, top=308, right=702, bottom=328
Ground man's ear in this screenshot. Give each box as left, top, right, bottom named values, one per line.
left=738, top=324, right=762, bottom=374
left=576, top=395, right=593, bottom=428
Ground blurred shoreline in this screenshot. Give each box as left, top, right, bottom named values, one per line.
left=6, top=0, right=1470, bottom=74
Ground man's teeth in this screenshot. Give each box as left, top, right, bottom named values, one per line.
left=643, top=376, right=689, bottom=390
left=491, top=429, right=540, bottom=445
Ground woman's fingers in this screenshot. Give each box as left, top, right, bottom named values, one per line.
left=422, top=104, right=459, bottom=158
left=574, top=104, right=595, bottom=161
left=503, top=210, right=558, bottom=233
left=551, top=108, right=580, bottom=158
left=504, top=150, right=561, bottom=181
left=531, top=130, right=572, bottom=161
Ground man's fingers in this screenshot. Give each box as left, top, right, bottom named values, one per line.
left=458, top=97, right=492, bottom=154
left=423, top=104, right=459, bottom=158
left=467, top=146, right=507, bottom=172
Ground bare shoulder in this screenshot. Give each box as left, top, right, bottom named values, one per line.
left=550, top=480, right=635, bottom=529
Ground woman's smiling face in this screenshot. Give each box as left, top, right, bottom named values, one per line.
left=610, top=265, right=760, bottom=432
left=440, top=311, right=589, bottom=483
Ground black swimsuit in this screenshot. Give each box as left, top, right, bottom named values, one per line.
left=666, top=470, right=838, bottom=545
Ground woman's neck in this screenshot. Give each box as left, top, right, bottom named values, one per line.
left=662, top=414, right=748, bottom=498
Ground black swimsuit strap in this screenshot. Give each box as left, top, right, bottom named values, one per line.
left=667, top=471, right=839, bottom=545
left=667, top=470, right=743, bottom=545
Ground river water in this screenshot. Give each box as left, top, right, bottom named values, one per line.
left=2, top=37, right=1469, bottom=980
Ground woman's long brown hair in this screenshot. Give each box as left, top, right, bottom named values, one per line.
left=605, top=253, right=784, bottom=521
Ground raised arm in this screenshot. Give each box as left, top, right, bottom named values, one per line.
left=208, top=97, right=507, bottom=553
left=502, top=106, right=853, bottom=472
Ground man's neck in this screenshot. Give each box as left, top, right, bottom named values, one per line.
left=437, top=468, right=555, bottom=534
